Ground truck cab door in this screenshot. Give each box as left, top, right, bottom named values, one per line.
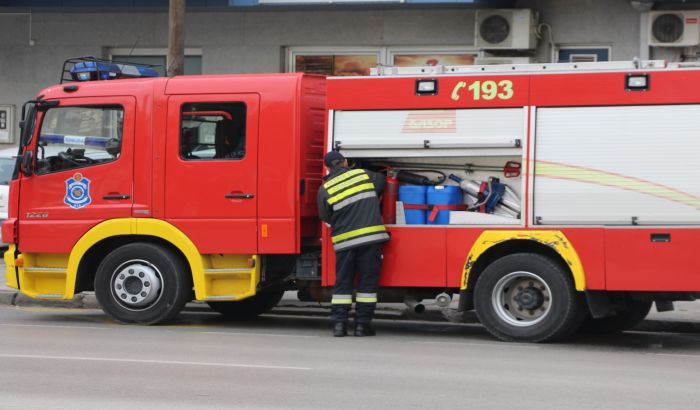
left=164, top=95, right=259, bottom=253
left=18, top=97, right=135, bottom=253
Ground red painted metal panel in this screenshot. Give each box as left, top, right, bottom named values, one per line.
left=151, top=81, right=169, bottom=220
left=18, top=220, right=101, bottom=253
left=1, top=218, right=16, bottom=245
left=605, top=229, right=700, bottom=291
left=131, top=82, right=154, bottom=218
left=168, top=219, right=257, bottom=254
left=560, top=228, right=606, bottom=290
left=381, top=227, right=446, bottom=287
left=531, top=71, right=700, bottom=107
left=258, top=218, right=296, bottom=254
left=327, top=75, right=529, bottom=110
left=298, top=76, right=326, bottom=244
left=325, top=227, right=447, bottom=287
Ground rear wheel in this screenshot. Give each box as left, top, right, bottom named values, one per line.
left=581, top=300, right=652, bottom=334
left=474, top=253, right=584, bottom=342
left=208, top=289, right=285, bottom=320
left=94, top=243, right=191, bottom=324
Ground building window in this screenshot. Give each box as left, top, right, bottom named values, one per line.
left=557, top=47, right=611, bottom=63
left=389, top=48, right=477, bottom=67
left=287, top=46, right=477, bottom=75
left=288, top=47, right=382, bottom=76
left=109, top=48, right=203, bottom=75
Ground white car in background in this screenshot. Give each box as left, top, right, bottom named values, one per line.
left=0, top=147, right=18, bottom=247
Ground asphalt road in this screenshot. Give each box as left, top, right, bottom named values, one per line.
left=1, top=305, right=700, bottom=409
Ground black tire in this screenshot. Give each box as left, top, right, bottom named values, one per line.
left=208, top=289, right=285, bottom=320
left=94, top=243, right=191, bottom=324
left=581, top=300, right=652, bottom=334
left=474, top=253, right=584, bottom=343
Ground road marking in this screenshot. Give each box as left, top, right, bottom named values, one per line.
left=654, top=353, right=700, bottom=359
left=0, top=353, right=311, bottom=371
left=0, top=323, right=112, bottom=330
left=411, top=340, right=540, bottom=349
left=201, top=331, right=318, bottom=338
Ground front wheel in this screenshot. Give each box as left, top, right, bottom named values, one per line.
left=474, top=253, right=584, bottom=342
left=94, top=243, right=192, bottom=324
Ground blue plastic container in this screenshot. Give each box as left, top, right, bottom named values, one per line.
left=399, top=185, right=427, bottom=225
left=427, top=185, right=462, bottom=225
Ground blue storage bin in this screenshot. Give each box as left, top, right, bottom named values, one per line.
left=427, top=186, right=462, bottom=225
left=399, top=185, right=427, bottom=225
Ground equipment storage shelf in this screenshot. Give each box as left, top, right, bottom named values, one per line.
left=350, top=153, right=524, bottom=228
left=332, top=106, right=526, bottom=227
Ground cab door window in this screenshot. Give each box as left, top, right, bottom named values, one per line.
left=36, top=106, right=123, bottom=174
left=180, top=102, right=246, bottom=160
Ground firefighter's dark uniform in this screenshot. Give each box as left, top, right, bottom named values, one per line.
left=317, top=164, right=389, bottom=330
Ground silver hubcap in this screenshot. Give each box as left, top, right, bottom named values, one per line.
left=111, top=260, right=163, bottom=309
left=492, top=271, right=552, bottom=327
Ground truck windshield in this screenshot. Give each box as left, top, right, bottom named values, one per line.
left=35, top=105, right=124, bottom=174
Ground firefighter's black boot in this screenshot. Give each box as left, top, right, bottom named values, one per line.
left=333, top=322, right=348, bottom=337
left=354, top=322, right=376, bottom=337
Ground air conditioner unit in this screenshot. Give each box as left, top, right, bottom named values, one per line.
left=649, top=11, right=700, bottom=47
left=475, top=9, right=538, bottom=50
left=475, top=56, right=536, bottom=65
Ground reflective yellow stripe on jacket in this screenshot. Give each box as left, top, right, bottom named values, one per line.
left=331, top=225, right=386, bottom=244
left=323, top=169, right=365, bottom=189
left=327, top=183, right=376, bottom=205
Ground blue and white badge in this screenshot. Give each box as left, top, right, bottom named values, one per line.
left=64, top=173, right=92, bottom=209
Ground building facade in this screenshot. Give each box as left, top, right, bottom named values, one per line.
left=0, top=0, right=697, bottom=145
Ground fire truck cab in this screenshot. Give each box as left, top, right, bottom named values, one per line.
left=5, top=58, right=700, bottom=342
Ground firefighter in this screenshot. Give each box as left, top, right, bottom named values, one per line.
left=317, top=151, right=390, bottom=337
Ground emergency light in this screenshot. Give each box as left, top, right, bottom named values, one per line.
left=61, top=57, right=163, bottom=84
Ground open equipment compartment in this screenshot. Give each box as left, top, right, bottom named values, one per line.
left=330, top=107, right=526, bottom=227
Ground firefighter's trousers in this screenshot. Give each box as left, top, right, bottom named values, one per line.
left=331, top=243, right=383, bottom=324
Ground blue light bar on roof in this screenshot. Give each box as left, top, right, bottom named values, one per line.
left=70, top=60, right=160, bottom=82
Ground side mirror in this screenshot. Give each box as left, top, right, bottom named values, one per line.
left=20, top=151, right=33, bottom=177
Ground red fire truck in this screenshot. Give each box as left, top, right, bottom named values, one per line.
left=4, top=57, right=700, bottom=342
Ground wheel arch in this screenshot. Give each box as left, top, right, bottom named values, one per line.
left=462, top=231, right=586, bottom=293
left=66, top=218, right=204, bottom=298
left=74, top=234, right=192, bottom=294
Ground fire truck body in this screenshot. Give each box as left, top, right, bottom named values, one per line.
left=5, top=59, right=700, bottom=341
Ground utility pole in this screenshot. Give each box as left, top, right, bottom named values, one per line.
left=167, top=0, right=185, bottom=77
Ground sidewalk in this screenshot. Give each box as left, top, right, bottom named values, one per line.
left=2, top=282, right=700, bottom=332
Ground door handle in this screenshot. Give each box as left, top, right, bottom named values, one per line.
left=102, top=194, right=131, bottom=200
left=225, top=193, right=255, bottom=199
